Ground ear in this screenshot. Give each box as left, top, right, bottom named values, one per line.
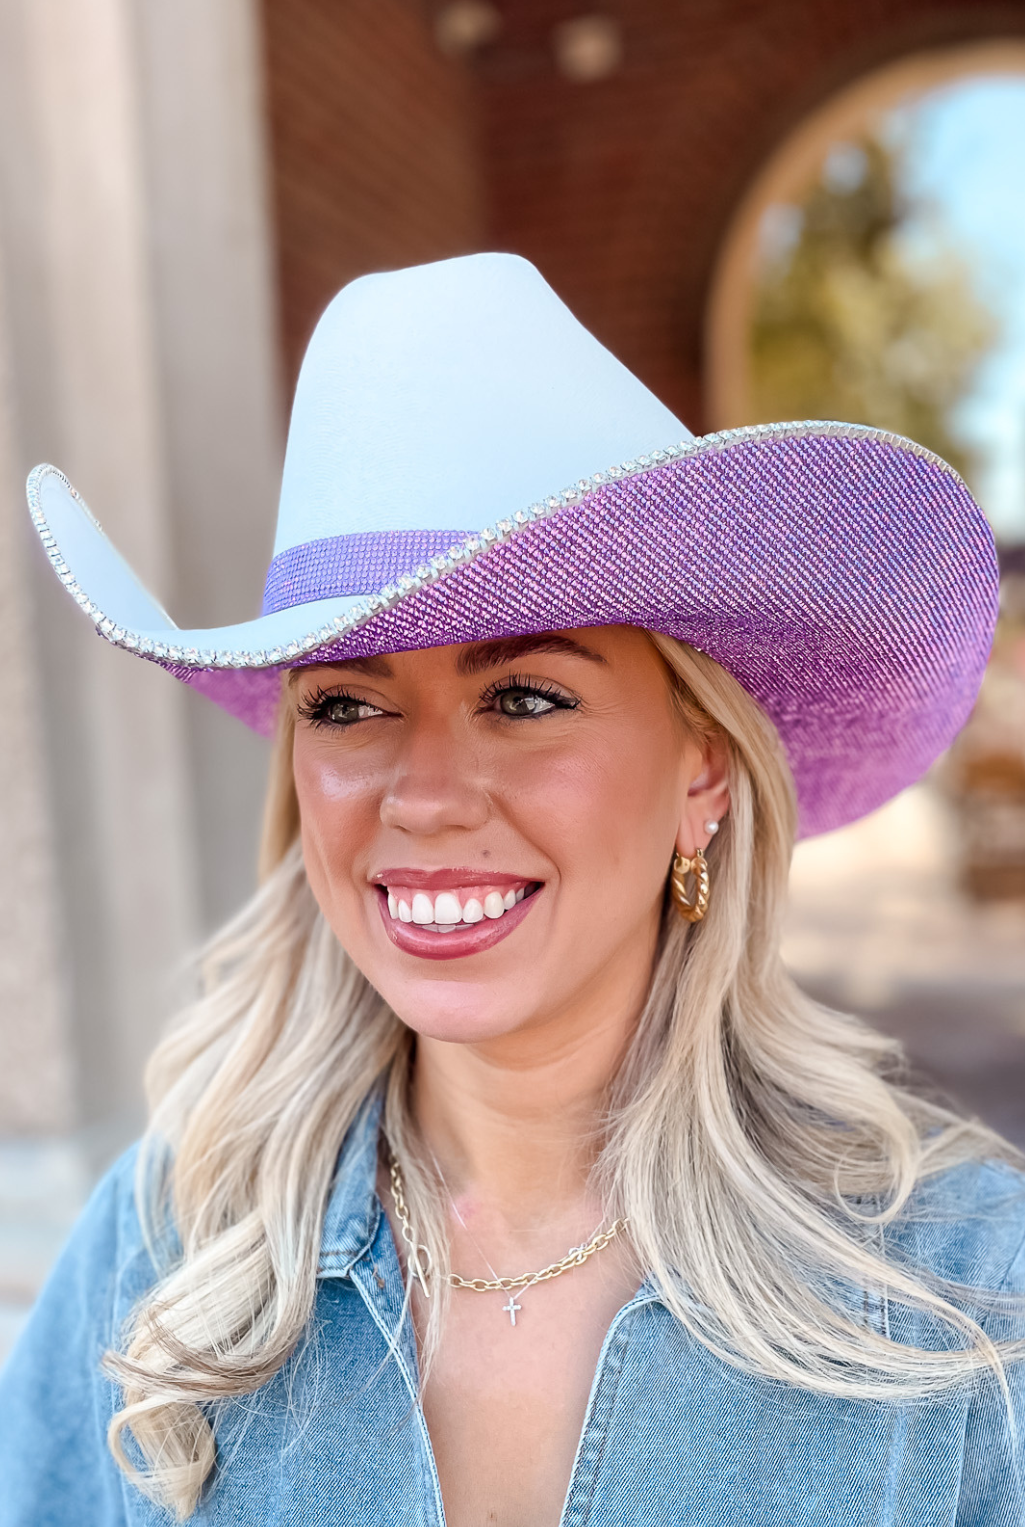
left=676, top=731, right=731, bottom=856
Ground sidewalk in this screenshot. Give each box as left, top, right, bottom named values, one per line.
left=784, top=782, right=1025, bottom=1146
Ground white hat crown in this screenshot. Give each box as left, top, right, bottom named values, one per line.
left=274, top=251, right=689, bottom=555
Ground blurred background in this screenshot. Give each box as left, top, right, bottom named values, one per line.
left=1, top=0, right=1024, bottom=1358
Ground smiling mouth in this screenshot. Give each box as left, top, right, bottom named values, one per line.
left=381, top=882, right=532, bottom=932
left=370, top=873, right=543, bottom=959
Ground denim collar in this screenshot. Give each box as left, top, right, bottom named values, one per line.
left=317, top=1088, right=385, bottom=1277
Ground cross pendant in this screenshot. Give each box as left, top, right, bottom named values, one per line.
left=502, top=1293, right=522, bottom=1327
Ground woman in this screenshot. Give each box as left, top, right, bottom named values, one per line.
left=2, top=253, right=1023, bottom=1526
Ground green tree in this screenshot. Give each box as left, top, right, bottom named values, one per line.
left=749, top=138, right=996, bottom=482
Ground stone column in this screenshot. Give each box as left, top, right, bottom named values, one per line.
left=0, top=0, right=281, bottom=1154
left=0, top=238, right=72, bottom=1137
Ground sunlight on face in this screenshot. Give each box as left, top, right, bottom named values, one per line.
left=290, top=626, right=718, bottom=1044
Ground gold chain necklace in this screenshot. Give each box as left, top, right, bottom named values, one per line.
left=388, top=1157, right=629, bottom=1326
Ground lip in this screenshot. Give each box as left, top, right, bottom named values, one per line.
left=373, top=883, right=542, bottom=961
left=371, top=867, right=531, bottom=892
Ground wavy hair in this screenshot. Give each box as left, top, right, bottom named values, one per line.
left=105, top=635, right=1023, bottom=1518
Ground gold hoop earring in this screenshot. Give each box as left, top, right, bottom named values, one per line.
left=670, top=848, right=710, bottom=923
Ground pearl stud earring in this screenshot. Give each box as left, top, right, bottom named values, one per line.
left=704, top=819, right=719, bottom=834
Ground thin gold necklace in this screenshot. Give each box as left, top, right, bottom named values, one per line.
left=428, top=1146, right=543, bottom=1326
left=388, top=1156, right=629, bottom=1328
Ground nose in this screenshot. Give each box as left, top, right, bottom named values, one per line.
left=379, top=715, right=490, bottom=837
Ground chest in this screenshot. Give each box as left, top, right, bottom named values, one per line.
left=415, top=1247, right=640, bottom=1527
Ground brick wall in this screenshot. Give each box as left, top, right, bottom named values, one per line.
left=261, top=0, right=1025, bottom=424
left=258, top=0, right=484, bottom=386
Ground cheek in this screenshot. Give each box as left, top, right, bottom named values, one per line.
left=291, top=747, right=379, bottom=890
left=504, top=721, right=680, bottom=882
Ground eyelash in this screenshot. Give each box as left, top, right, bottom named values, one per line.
left=478, top=674, right=579, bottom=715
left=295, top=686, right=379, bottom=728
left=296, top=676, right=580, bottom=728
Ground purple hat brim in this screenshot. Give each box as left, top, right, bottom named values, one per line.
left=172, top=430, right=998, bottom=840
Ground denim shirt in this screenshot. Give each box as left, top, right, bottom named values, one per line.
left=2, top=1096, right=1024, bottom=1526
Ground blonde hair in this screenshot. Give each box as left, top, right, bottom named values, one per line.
left=106, top=635, right=1023, bottom=1518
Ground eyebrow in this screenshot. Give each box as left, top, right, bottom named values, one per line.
left=286, top=633, right=607, bottom=686
left=456, top=634, right=608, bottom=676
left=286, top=654, right=393, bottom=685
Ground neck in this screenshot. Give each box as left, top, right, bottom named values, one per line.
left=410, top=959, right=650, bottom=1225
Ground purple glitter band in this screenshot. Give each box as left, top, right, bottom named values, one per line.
left=262, top=529, right=466, bottom=614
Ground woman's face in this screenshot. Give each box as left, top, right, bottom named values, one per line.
left=290, top=627, right=728, bottom=1045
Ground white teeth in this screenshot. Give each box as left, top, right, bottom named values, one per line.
left=385, top=884, right=532, bottom=925
left=434, top=891, right=462, bottom=924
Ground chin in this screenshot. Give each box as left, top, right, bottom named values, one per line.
left=377, top=976, right=542, bottom=1044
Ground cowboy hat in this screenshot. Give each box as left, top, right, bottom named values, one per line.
left=26, top=252, right=998, bottom=837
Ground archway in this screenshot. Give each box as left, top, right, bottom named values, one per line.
left=706, top=38, right=1025, bottom=457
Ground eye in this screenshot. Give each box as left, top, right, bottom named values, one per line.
left=480, top=675, right=579, bottom=719
left=497, top=688, right=559, bottom=717
left=297, top=689, right=386, bottom=728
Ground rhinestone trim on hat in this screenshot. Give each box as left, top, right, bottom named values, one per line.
left=27, top=421, right=965, bottom=671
